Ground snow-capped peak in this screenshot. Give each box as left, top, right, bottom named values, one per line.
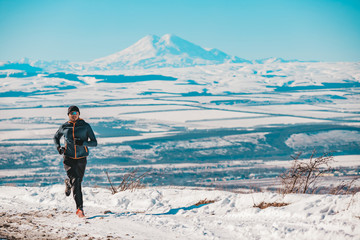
left=133, top=34, right=160, bottom=50
left=90, top=34, right=250, bottom=69
left=160, top=33, right=179, bottom=45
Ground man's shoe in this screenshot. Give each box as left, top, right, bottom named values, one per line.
left=65, top=179, right=72, bottom=197
left=76, top=208, right=85, bottom=218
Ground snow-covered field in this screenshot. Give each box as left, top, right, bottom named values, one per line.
left=0, top=61, right=360, bottom=187
left=0, top=185, right=359, bottom=239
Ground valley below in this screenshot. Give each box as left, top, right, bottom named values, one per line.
left=0, top=61, right=359, bottom=189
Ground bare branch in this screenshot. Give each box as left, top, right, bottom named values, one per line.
left=105, top=171, right=117, bottom=194
left=280, top=151, right=334, bottom=194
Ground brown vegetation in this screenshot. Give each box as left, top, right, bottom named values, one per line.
left=194, top=198, right=216, bottom=206
left=278, top=150, right=359, bottom=196
left=279, top=150, right=333, bottom=194
left=253, top=201, right=289, bottom=209
left=105, top=168, right=150, bottom=194
left=329, top=177, right=360, bottom=195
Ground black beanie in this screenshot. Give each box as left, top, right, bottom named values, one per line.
left=68, top=105, right=80, bottom=115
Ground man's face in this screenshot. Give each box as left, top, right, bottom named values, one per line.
left=68, top=111, right=79, bottom=121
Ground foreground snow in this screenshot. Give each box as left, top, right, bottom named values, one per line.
left=0, top=185, right=359, bottom=239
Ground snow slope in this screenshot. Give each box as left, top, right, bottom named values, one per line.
left=0, top=185, right=359, bottom=240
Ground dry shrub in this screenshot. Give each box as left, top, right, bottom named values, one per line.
left=279, top=150, right=333, bottom=194
left=105, top=168, right=150, bottom=194
left=194, top=198, right=216, bottom=206
left=253, top=201, right=289, bottom=209
left=330, top=177, right=360, bottom=195
left=4, top=183, right=17, bottom=187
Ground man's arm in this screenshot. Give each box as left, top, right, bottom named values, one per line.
left=84, top=124, right=97, bottom=147
left=53, top=125, right=64, bottom=149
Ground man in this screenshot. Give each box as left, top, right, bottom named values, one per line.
left=53, top=105, right=97, bottom=218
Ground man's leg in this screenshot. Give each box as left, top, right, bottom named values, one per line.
left=72, top=158, right=87, bottom=210
left=63, top=156, right=75, bottom=188
left=63, top=157, right=87, bottom=210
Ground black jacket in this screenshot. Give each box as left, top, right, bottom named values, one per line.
left=54, top=119, right=97, bottom=159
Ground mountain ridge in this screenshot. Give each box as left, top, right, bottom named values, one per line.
left=1, top=34, right=320, bottom=71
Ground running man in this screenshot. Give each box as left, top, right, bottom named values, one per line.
left=53, top=105, right=97, bottom=218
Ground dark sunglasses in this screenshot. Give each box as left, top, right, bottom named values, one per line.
left=70, top=111, right=78, bottom=115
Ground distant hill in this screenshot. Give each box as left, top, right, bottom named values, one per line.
left=253, top=57, right=318, bottom=64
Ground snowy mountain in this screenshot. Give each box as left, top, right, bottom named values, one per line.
left=90, top=34, right=251, bottom=69
left=1, top=35, right=321, bottom=71
left=253, top=57, right=318, bottom=64
left=0, top=58, right=76, bottom=72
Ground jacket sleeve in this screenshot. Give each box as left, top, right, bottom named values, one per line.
left=84, top=124, right=97, bottom=147
left=53, top=125, right=64, bottom=149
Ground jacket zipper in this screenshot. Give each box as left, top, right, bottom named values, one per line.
left=72, top=122, right=76, bottom=159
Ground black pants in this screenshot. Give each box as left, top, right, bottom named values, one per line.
left=63, top=156, right=87, bottom=210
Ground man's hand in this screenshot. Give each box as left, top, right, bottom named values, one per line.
left=57, top=147, right=65, bottom=155
left=75, top=138, right=84, bottom=146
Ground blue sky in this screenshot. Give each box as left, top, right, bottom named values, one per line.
left=0, top=0, right=359, bottom=62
